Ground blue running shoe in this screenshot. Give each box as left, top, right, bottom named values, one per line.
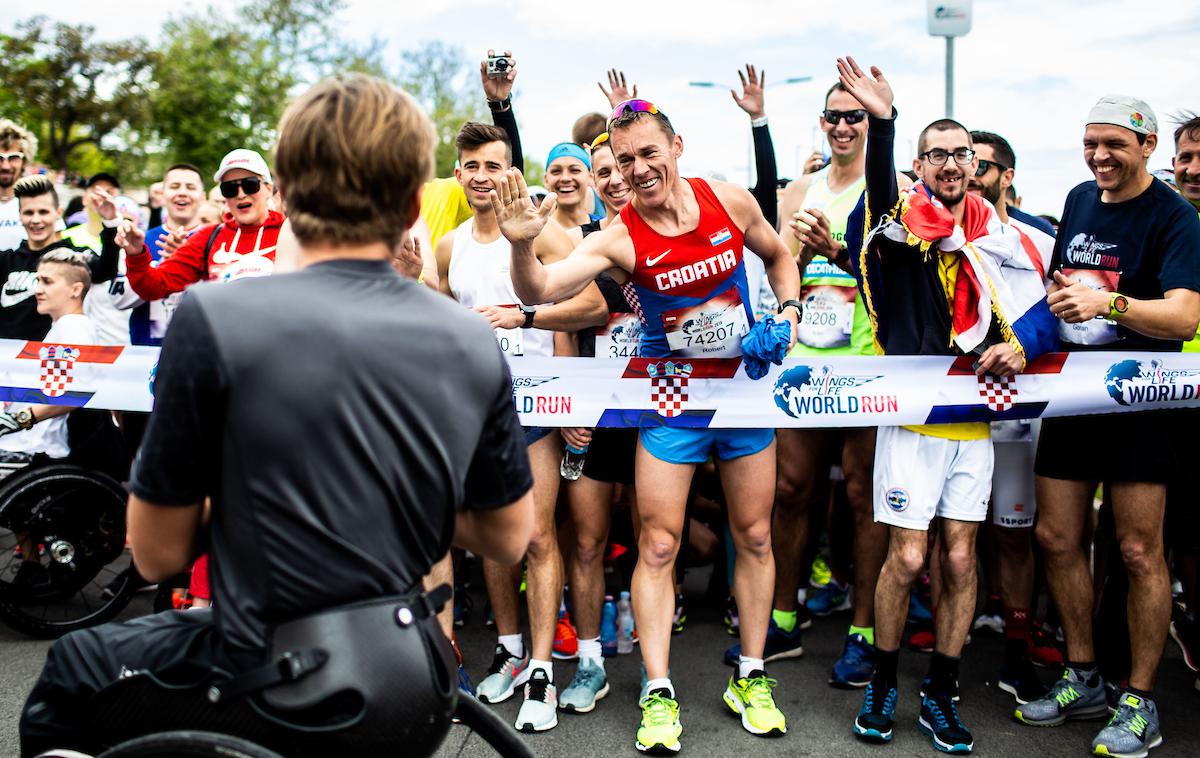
left=830, top=633, right=876, bottom=689
left=853, top=682, right=896, bottom=742
left=723, top=619, right=804, bottom=667
left=919, top=692, right=974, bottom=753
left=807, top=580, right=851, bottom=617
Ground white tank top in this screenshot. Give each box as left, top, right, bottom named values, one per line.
left=447, top=218, right=554, bottom=358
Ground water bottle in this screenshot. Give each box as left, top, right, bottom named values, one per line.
left=600, top=595, right=618, bottom=658
left=617, top=590, right=635, bottom=654
left=560, top=443, right=589, bottom=481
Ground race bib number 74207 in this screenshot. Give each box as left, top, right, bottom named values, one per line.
left=660, top=289, right=749, bottom=357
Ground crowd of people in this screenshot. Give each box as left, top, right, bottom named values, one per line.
left=2, top=49, right=1199, bottom=758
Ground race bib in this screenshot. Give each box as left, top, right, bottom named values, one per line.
left=148, top=292, right=183, bottom=341
left=796, top=284, right=856, bottom=349
left=1057, top=268, right=1120, bottom=346
left=495, top=327, right=524, bottom=356
left=596, top=312, right=642, bottom=358
left=661, top=289, right=750, bottom=357
left=215, top=254, right=275, bottom=282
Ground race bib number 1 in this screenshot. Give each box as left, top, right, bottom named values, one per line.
left=661, top=289, right=749, bottom=357
left=496, top=327, right=524, bottom=356
left=1057, top=268, right=1119, bottom=346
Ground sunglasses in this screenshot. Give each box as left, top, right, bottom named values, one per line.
left=590, top=132, right=611, bottom=151
left=0, top=152, right=25, bottom=163
left=822, top=109, right=868, bottom=126
left=219, top=177, right=263, bottom=198
left=607, top=99, right=668, bottom=129
left=974, top=159, right=1009, bottom=177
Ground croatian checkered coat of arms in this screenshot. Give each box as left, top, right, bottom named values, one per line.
left=39, top=345, right=80, bottom=398
left=977, top=373, right=1017, bottom=412
left=647, top=360, right=693, bottom=418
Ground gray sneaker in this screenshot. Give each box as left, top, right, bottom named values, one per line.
left=476, top=644, right=530, bottom=704
left=1092, top=691, right=1162, bottom=758
left=1014, top=666, right=1108, bottom=726
left=560, top=657, right=610, bottom=713
left=515, top=668, right=558, bottom=732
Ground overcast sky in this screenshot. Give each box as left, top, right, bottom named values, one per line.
left=31, top=0, right=1199, bottom=216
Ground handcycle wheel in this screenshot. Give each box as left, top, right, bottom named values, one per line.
left=97, top=731, right=284, bottom=758
left=0, top=464, right=135, bottom=637
left=453, top=695, right=535, bottom=758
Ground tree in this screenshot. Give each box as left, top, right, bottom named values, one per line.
left=397, top=42, right=486, bottom=177
left=0, top=17, right=156, bottom=171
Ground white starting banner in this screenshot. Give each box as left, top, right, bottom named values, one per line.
left=2, top=339, right=1199, bottom=427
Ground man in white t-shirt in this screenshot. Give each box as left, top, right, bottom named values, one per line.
left=0, top=119, right=37, bottom=252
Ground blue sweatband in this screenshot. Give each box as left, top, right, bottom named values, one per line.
left=740, top=316, right=791, bottom=380
left=546, top=142, right=591, bottom=171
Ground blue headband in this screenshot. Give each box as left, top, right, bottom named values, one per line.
left=546, top=142, right=591, bottom=171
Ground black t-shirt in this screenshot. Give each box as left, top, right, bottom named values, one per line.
left=0, top=236, right=116, bottom=340
left=131, top=258, right=532, bottom=652
left=1050, top=178, right=1200, bottom=352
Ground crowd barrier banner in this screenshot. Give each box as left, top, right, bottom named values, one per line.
left=2, top=339, right=1200, bottom=427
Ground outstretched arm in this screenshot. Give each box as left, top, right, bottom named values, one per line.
left=482, top=49, right=524, bottom=173
left=731, top=64, right=779, bottom=227
left=837, top=57, right=899, bottom=223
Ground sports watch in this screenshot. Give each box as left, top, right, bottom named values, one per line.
left=520, top=304, right=536, bottom=329
left=13, top=409, right=34, bottom=430
left=1108, top=293, right=1129, bottom=320
left=778, top=299, right=804, bottom=319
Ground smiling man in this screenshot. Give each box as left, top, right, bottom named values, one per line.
left=1017, top=96, right=1200, bottom=758
left=0, top=120, right=36, bottom=251
left=493, top=98, right=801, bottom=753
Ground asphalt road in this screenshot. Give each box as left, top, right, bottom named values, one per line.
left=0, top=572, right=1195, bottom=757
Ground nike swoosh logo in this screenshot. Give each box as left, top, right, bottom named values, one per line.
left=646, top=249, right=671, bottom=266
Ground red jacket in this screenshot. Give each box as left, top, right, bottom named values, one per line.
left=126, top=210, right=285, bottom=301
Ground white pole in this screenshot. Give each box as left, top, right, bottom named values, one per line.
left=945, top=36, right=955, bottom=118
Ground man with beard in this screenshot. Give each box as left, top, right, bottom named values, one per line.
left=0, top=120, right=36, bottom=251
left=837, top=57, right=1056, bottom=754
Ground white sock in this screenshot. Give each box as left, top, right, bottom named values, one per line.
left=738, top=656, right=765, bottom=679
left=529, top=658, right=553, bottom=681
left=498, top=634, right=524, bottom=659
left=578, top=637, right=604, bottom=667
left=645, top=677, right=674, bottom=698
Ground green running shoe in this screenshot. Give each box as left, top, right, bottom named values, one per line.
left=636, top=689, right=682, bottom=754
left=723, top=671, right=787, bottom=736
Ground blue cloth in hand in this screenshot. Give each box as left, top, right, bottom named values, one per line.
left=740, top=316, right=791, bottom=380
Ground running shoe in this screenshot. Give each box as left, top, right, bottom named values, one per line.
left=810, top=554, right=833, bottom=588
left=1029, top=624, right=1064, bottom=669
left=672, top=594, right=687, bottom=635
left=636, top=689, right=682, bottom=754
left=1169, top=605, right=1198, bottom=673
left=723, top=671, right=787, bottom=736
left=476, top=644, right=530, bottom=704
left=806, top=579, right=851, bottom=616
left=830, top=633, right=876, bottom=688
left=553, top=610, right=579, bottom=660
left=997, top=655, right=1046, bottom=705
left=908, top=628, right=936, bottom=653
left=723, top=618, right=803, bottom=666
left=515, top=668, right=557, bottom=732
left=853, top=682, right=897, bottom=742
left=919, top=676, right=961, bottom=703
left=723, top=596, right=740, bottom=637
left=560, top=657, right=609, bottom=713
left=1092, top=691, right=1162, bottom=757
left=972, top=595, right=1004, bottom=637
left=1014, top=667, right=1108, bottom=726
left=795, top=603, right=814, bottom=631
left=919, top=692, right=974, bottom=753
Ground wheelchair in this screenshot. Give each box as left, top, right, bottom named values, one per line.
left=0, top=409, right=136, bottom=638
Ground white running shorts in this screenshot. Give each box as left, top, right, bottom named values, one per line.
left=874, top=426, right=993, bottom=530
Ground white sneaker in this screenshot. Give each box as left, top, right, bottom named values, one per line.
left=515, top=668, right=558, bottom=732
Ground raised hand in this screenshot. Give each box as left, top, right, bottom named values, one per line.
left=803, top=151, right=827, bottom=175
left=90, top=189, right=118, bottom=222
left=489, top=169, right=557, bottom=244
left=480, top=49, right=517, bottom=103
left=115, top=220, right=146, bottom=257
left=154, top=227, right=188, bottom=259
left=598, top=69, right=638, bottom=109
left=731, top=64, right=765, bottom=120
left=836, top=56, right=893, bottom=119
left=391, top=232, right=423, bottom=279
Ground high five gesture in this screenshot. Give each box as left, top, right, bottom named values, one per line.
left=835, top=57, right=893, bottom=119
left=489, top=168, right=557, bottom=244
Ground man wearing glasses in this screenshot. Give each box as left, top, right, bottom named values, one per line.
left=0, top=120, right=36, bottom=252
left=837, top=57, right=1056, bottom=754
left=119, top=148, right=284, bottom=300
left=492, top=98, right=801, bottom=753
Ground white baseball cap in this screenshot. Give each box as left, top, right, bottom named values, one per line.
left=1087, top=95, right=1158, bottom=136
left=213, top=149, right=274, bottom=184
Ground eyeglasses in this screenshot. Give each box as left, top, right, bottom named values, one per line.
left=219, top=177, right=262, bottom=198
left=822, top=109, right=868, bottom=126
left=919, top=148, right=976, bottom=167
left=590, top=132, right=611, bottom=151
left=607, top=99, right=668, bottom=129
left=0, top=152, right=24, bottom=164
left=974, top=159, right=1009, bottom=177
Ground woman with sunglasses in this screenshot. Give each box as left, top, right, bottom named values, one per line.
left=118, top=148, right=285, bottom=302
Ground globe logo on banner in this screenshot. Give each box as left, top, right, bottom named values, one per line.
left=1105, top=359, right=1200, bottom=407
left=977, top=373, right=1018, bottom=412
left=773, top=364, right=886, bottom=418
left=39, top=344, right=79, bottom=398
left=647, top=360, right=692, bottom=418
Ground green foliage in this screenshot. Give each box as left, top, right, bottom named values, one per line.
left=397, top=41, right=486, bottom=177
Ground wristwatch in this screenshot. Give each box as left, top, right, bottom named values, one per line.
left=487, top=96, right=511, bottom=113
left=778, top=299, right=803, bottom=319
left=1108, top=293, right=1129, bottom=320
left=520, top=304, right=536, bottom=329
left=13, top=409, right=34, bottom=431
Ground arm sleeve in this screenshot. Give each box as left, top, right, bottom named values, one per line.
left=492, top=105, right=524, bottom=176
left=92, top=228, right=121, bottom=284
left=1157, top=203, right=1200, bottom=292
left=129, top=293, right=227, bottom=505
left=461, top=355, right=533, bottom=511
left=865, top=113, right=900, bottom=223
left=750, top=124, right=778, bottom=228
left=126, top=225, right=212, bottom=301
